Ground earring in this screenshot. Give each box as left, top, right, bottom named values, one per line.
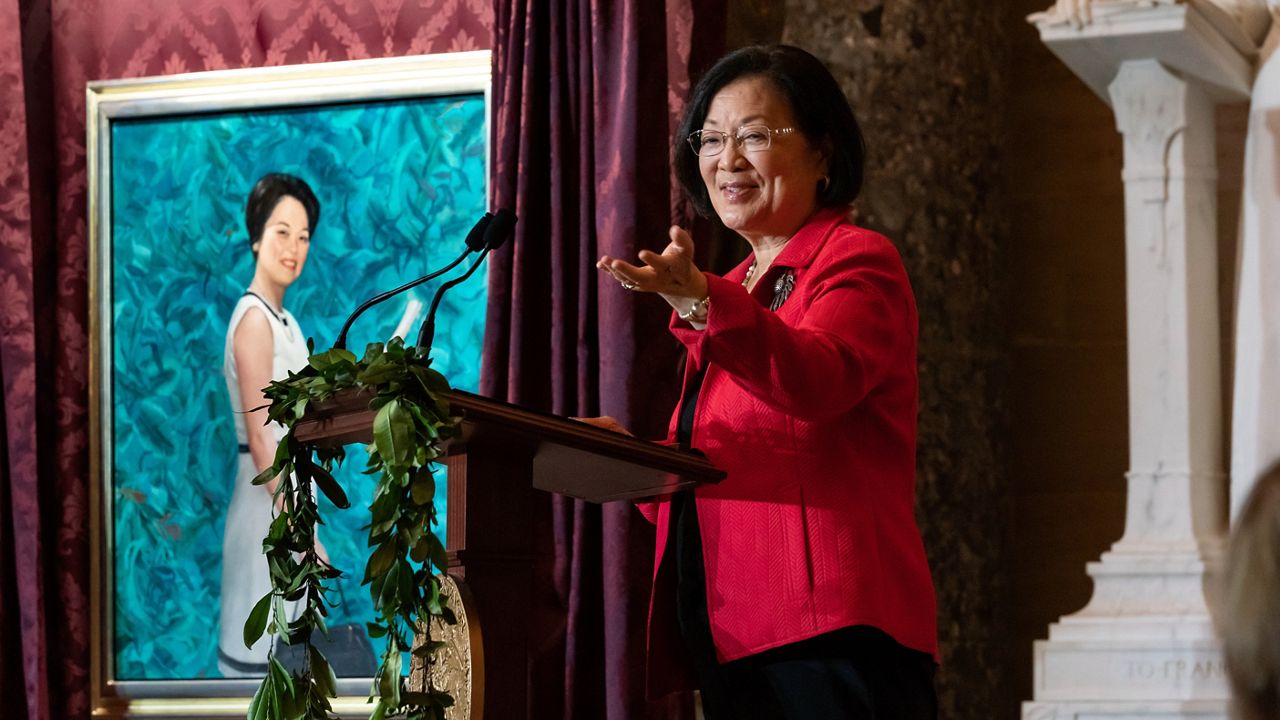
left=818, top=175, right=830, bottom=193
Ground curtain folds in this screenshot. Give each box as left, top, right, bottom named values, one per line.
left=485, top=0, right=722, bottom=716
left=1, top=0, right=90, bottom=718
left=0, top=2, right=40, bottom=717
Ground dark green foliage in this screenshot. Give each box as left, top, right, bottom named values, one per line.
left=244, top=338, right=461, bottom=719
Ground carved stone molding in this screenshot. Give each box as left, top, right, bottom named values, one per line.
left=1030, top=0, right=1184, bottom=30
left=1030, top=0, right=1266, bottom=52
left=1024, top=701, right=1228, bottom=719
left=1029, top=0, right=1253, bottom=103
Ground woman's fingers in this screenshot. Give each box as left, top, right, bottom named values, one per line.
left=571, top=415, right=634, bottom=436
left=598, top=255, right=651, bottom=288
left=668, top=225, right=694, bottom=255
left=636, top=248, right=668, bottom=267
left=596, top=226, right=699, bottom=294
left=600, top=252, right=668, bottom=288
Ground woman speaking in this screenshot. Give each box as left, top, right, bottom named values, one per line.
left=596, top=45, right=937, bottom=718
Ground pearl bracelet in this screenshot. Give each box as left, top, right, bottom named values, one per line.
left=678, top=295, right=710, bottom=322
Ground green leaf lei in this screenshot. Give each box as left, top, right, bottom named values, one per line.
left=243, top=338, right=462, bottom=720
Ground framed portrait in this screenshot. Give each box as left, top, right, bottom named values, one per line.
left=87, top=51, right=491, bottom=717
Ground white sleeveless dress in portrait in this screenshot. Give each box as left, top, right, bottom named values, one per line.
left=1231, top=3, right=1280, bottom=517
left=218, top=292, right=310, bottom=677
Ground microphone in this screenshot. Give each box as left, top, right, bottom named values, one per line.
left=332, top=212, right=493, bottom=350
left=416, top=208, right=517, bottom=352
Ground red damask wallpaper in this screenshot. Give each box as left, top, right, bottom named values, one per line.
left=2, top=2, right=491, bottom=717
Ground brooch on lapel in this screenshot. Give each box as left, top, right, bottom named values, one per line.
left=769, top=270, right=795, bottom=311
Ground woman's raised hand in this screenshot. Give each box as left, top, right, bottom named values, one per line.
left=597, top=225, right=710, bottom=304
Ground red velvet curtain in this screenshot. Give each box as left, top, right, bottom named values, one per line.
left=485, top=0, right=723, bottom=716
left=0, top=2, right=490, bottom=718
left=1, top=1, right=77, bottom=717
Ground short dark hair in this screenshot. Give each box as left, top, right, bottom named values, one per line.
left=244, top=173, right=321, bottom=255
left=674, top=44, right=865, bottom=218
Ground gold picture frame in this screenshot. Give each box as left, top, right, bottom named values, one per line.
left=87, top=51, right=491, bottom=718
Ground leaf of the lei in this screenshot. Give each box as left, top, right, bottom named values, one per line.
left=310, top=683, right=335, bottom=715
left=410, top=535, right=429, bottom=564
left=396, top=560, right=415, bottom=618
left=411, top=641, right=442, bottom=659
left=403, top=402, right=433, bottom=436
left=284, top=684, right=304, bottom=719
left=268, top=554, right=293, bottom=587
left=435, top=689, right=456, bottom=708
left=428, top=536, right=449, bottom=576
left=422, top=365, right=452, bottom=394
left=368, top=495, right=401, bottom=541
left=244, top=591, right=273, bottom=649
left=364, top=541, right=397, bottom=585
left=357, top=360, right=404, bottom=386
left=247, top=676, right=270, bottom=720
left=310, top=462, right=350, bottom=510
left=426, top=576, right=443, bottom=616
left=284, top=563, right=316, bottom=595
left=272, top=594, right=289, bottom=637
left=373, top=399, right=412, bottom=468
left=378, top=561, right=401, bottom=614
left=251, top=465, right=279, bottom=487
left=311, top=606, right=329, bottom=636
left=268, top=657, right=299, bottom=719
left=291, top=396, right=308, bottom=425
left=361, top=340, right=386, bottom=361
left=385, top=336, right=406, bottom=359
left=369, top=571, right=389, bottom=613
left=308, top=347, right=358, bottom=372
left=410, top=470, right=434, bottom=506
left=310, top=644, right=338, bottom=699
left=280, top=686, right=304, bottom=720
left=379, top=649, right=402, bottom=707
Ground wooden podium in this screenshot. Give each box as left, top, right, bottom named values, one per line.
left=293, top=389, right=724, bottom=718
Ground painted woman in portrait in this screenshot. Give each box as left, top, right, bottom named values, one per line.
left=217, top=173, right=322, bottom=677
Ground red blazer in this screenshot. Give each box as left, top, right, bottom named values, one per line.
left=641, top=208, right=936, bottom=698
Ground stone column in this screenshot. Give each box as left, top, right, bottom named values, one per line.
left=1024, top=3, right=1252, bottom=718
left=772, top=2, right=1012, bottom=717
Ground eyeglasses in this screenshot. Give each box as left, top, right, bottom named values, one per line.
left=686, top=124, right=796, bottom=157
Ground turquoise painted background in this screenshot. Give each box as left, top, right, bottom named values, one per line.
left=109, top=94, right=487, bottom=680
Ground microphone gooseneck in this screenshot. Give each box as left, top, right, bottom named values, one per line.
left=332, top=212, right=493, bottom=350
left=415, top=248, right=490, bottom=352
left=416, top=208, right=518, bottom=352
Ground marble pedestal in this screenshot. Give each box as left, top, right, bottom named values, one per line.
left=1023, top=3, right=1253, bottom=719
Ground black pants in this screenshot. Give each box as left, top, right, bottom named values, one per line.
left=669, top=492, right=938, bottom=720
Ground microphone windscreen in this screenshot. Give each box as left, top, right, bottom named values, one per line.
left=484, top=208, right=518, bottom=250
left=464, top=212, right=495, bottom=252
